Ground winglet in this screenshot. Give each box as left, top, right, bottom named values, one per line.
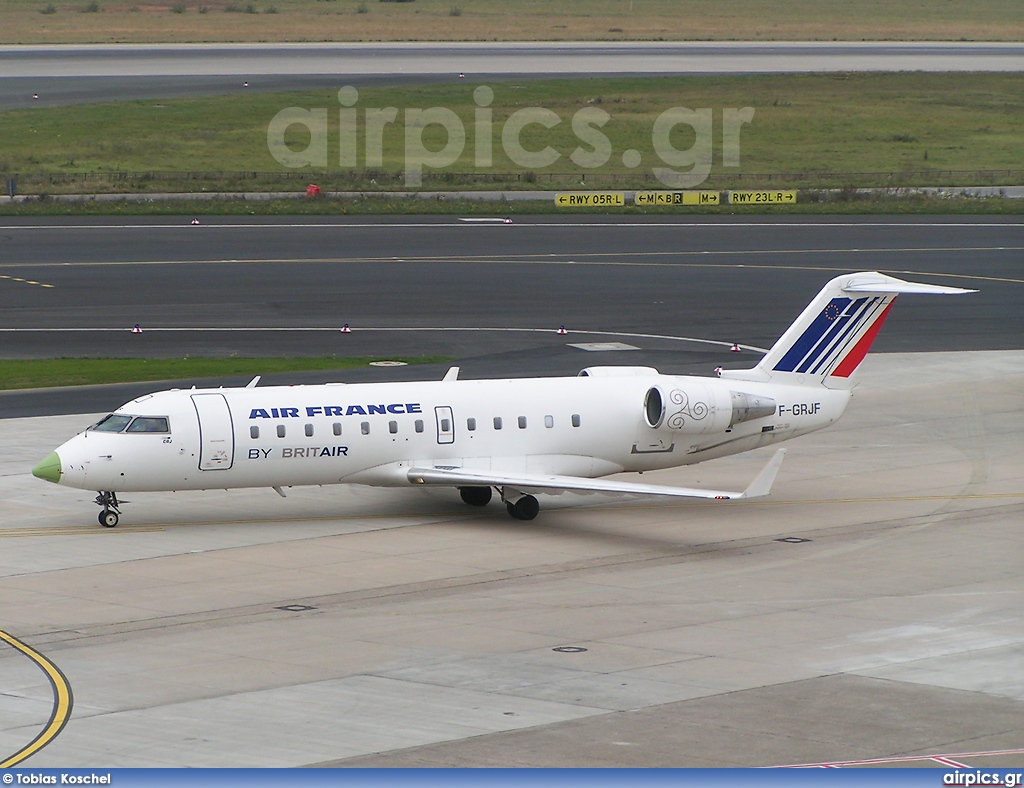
left=737, top=448, right=786, bottom=499
left=442, top=366, right=460, bottom=381
left=246, top=375, right=261, bottom=388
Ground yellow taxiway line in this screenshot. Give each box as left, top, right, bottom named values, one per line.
left=0, top=629, right=73, bottom=767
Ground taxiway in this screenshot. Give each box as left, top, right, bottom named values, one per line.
left=0, top=216, right=1022, bottom=767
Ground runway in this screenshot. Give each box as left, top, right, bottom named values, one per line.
left=8, top=42, right=1024, bottom=78
left=1, top=218, right=1022, bottom=345
left=1, top=215, right=1022, bottom=416
left=2, top=41, right=1023, bottom=108
left=1, top=215, right=1023, bottom=766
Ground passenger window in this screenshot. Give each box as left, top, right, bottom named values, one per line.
left=441, top=418, right=451, bottom=432
left=415, top=420, right=424, bottom=433
left=518, top=416, right=527, bottom=429
left=544, top=415, right=554, bottom=428
left=361, top=421, right=370, bottom=435
left=572, top=414, right=581, bottom=428
left=304, top=423, right=314, bottom=437
left=277, top=424, right=286, bottom=438
left=389, top=421, right=398, bottom=434
left=493, top=417, right=502, bottom=430
left=91, top=414, right=132, bottom=433
left=467, top=418, right=476, bottom=431
left=333, top=422, right=342, bottom=436
left=250, top=426, right=260, bottom=439
left=126, top=416, right=169, bottom=433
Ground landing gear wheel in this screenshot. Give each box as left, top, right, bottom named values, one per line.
left=506, top=495, right=539, bottom=521
left=459, top=486, right=492, bottom=506
left=94, top=491, right=122, bottom=528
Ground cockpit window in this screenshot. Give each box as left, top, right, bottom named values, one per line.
left=91, top=414, right=133, bottom=433
left=126, top=417, right=170, bottom=433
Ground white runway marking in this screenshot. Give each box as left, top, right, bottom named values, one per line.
left=6, top=254, right=1023, bottom=288
left=784, top=748, right=1024, bottom=768
left=569, top=342, right=640, bottom=352
left=0, top=327, right=770, bottom=353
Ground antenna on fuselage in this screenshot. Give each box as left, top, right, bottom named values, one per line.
left=246, top=376, right=261, bottom=388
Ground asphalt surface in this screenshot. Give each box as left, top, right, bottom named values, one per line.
left=2, top=41, right=1023, bottom=108
left=0, top=215, right=1021, bottom=417
left=0, top=72, right=469, bottom=110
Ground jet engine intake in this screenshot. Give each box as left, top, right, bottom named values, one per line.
left=640, top=384, right=726, bottom=435
left=644, top=387, right=664, bottom=428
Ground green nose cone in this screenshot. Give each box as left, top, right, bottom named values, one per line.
left=32, top=452, right=62, bottom=483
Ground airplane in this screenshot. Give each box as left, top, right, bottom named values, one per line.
left=31, top=271, right=973, bottom=527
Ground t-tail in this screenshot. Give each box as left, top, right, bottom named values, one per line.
left=719, top=271, right=975, bottom=389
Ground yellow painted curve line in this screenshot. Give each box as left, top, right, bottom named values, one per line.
left=0, top=629, right=73, bottom=767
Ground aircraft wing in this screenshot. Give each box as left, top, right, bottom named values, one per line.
left=408, top=448, right=785, bottom=501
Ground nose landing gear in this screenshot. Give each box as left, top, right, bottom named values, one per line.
left=95, top=491, right=122, bottom=528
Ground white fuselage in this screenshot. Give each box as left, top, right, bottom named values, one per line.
left=51, top=372, right=850, bottom=494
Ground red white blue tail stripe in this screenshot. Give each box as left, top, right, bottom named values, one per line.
left=772, top=295, right=896, bottom=378
left=727, top=271, right=975, bottom=389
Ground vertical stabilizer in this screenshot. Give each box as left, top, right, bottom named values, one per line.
left=719, top=272, right=975, bottom=388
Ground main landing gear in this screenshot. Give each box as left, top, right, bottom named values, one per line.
left=505, top=495, right=539, bottom=521
left=95, top=491, right=122, bottom=528
left=459, top=486, right=492, bottom=507
left=458, top=485, right=540, bottom=520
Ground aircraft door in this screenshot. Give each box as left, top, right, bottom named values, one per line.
left=191, top=393, right=235, bottom=470
left=435, top=406, right=455, bottom=444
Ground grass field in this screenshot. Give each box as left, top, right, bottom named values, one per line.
left=2, top=0, right=1021, bottom=44
left=3, top=192, right=1023, bottom=217
left=0, top=356, right=446, bottom=389
left=2, top=74, right=1022, bottom=194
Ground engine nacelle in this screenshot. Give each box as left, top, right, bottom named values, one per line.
left=641, top=382, right=732, bottom=435
left=579, top=366, right=659, bottom=377
left=642, top=384, right=777, bottom=435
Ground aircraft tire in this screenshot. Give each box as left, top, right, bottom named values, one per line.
left=507, top=495, right=539, bottom=521
left=459, top=486, right=492, bottom=506
left=99, top=510, right=119, bottom=528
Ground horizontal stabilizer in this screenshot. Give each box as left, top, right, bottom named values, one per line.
left=408, top=449, right=786, bottom=502
left=840, top=272, right=976, bottom=295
